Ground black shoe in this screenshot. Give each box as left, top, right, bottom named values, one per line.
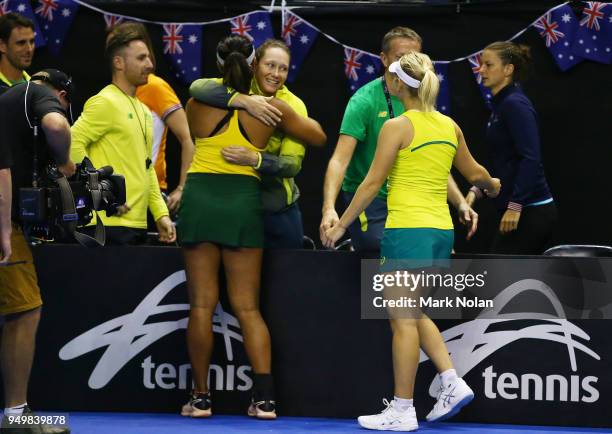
left=247, top=399, right=277, bottom=419
left=180, top=392, right=212, bottom=418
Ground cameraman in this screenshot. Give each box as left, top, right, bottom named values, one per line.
left=0, top=69, right=73, bottom=433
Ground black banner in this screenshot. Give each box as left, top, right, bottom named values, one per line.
left=13, top=246, right=612, bottom=427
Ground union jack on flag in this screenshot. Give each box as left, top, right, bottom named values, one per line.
left=282, top=10, right=319, bottom=82
left=35, top=0, right=78, bottom=56
left=343, top=47, right=382, bottom=94
left=534, top=12, right=565, bottom=47
left=282, top=12, right=302, bottom=47
left=467, top=52, right=492, bottom=104
left=35, top=0, right=57, bottom=21
left=229, top=11, right=272, bottom=48
left=0, top=0, right=46, bottom=47
left=104, top=13, right=124, bottom=30
left=163, top=24, right=184, bottom=55
left=580, top=2, right=606, bottom=30
left=572, top=2, right=611, bottom=64
left=162, top=23, right=202, bottom=85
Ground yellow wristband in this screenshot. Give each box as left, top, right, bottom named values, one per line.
left=253, top=152, right=262, bottom=169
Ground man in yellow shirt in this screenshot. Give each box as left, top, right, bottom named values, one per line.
left=71, top=23, right=174, bottom=244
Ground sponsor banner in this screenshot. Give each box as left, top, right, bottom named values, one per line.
left=360, top=258, right=612, bottom=319
left=14, top=246, right=612, bottom=427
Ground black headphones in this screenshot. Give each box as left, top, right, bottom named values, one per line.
left=30, top=72, right=74, bottom=102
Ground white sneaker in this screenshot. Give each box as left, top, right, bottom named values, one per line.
left=426, top=377, right=474, bottom=422
left=357, top=398, right=418, bottom=431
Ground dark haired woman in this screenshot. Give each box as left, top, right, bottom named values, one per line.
left=190, top=39, right=313, bottom=248
left=467, top=42, right=556, bottom=254
left=178, top=35, right=325, bottom=419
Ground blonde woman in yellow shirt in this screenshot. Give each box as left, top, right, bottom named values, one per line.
left=324, top=52, right=500, bottom=431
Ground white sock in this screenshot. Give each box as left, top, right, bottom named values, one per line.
left=393, top=396, right=413, bottom=411
left=4, top=403, right=27, bottom=416
left=440, top=368, right=458, bottom=388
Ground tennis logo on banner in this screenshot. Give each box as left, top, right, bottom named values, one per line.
left=59, top=271, right=252, bottom=392
left=423, top=279, right=601, bottom=403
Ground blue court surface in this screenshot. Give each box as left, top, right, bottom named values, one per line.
left=65, top=413, right=612, bottom=434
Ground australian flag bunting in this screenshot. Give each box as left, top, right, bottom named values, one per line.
left=433, top=62, right=450, bottom=115
left=343, top=47, right=382, bottom=94
left=281, top=10, right=318, bottom=82
left=467, top=52, right=492, bottom=106
left=35, top=0, right=78, bottom=56
left=0, top=0, right=46, bottom=47
left=572, top=2, right=611, bottom=64
left=533, top=5, right=583, bottom=71
left=229, top=11, right=273, bottom=48
left=103, top=13, right=125, bottom=30
left=163, top=24, right=202, bottom=85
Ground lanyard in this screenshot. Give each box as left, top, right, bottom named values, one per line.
left=381, top=77, right=395, bottom=119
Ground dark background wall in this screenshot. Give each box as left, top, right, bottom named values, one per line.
left=29, top=0, right=612, bottom=252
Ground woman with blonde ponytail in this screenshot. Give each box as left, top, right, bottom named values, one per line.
left=323, top=51, right=500, bottom=431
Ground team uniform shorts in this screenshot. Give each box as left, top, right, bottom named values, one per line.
left=380, top=227, right=454, bottom=272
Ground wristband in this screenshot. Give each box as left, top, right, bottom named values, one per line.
left=507, top=202, right=523, bottom=212
left=253, top=152, right=262, bottom=169
left=469, top=186, right=484, bottom=200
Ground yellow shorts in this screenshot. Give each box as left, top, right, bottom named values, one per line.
left=0, top=224, right=42, bottom=316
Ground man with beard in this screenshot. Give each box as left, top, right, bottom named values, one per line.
left=70, top=25, right=174, bottom=245
left=0, top=13, right=34, bottom=92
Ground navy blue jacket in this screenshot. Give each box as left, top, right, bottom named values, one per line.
left=486, top=83, right=552, bottom=211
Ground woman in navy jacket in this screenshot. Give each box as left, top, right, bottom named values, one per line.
left=467, top=41, right=556, bottom=254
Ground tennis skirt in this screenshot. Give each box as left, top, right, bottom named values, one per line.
left=177, top=173, right=263, bottom=248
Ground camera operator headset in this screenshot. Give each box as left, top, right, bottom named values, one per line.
left=20, top=70, right=108, bottom=246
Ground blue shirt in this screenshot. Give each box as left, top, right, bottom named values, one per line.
left=486, top=83, right=552, bottom=211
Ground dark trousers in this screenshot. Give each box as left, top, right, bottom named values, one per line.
left=263, top=203, right=304, bottom=249
left=342, top=191, right=387, bottom=252
left=491, top=202, right=558, bottom=255
left=83, top=226, right=147, bottom=246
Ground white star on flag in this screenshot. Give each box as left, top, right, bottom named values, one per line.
left=192, top=66, right=197, bottom=71
left=55, top=39, right=60, bottom=44
left=188, top=34, right=197, bottom=44
left=62, top=8, right=70, bottom=17
left=561, top=13, right=571, bottom=23
left=257, top=21, right=266, bottom=30
left=609, top=15, right=612, bottom=23
left=44, top=24, right=48, bottom=29
left=437, top=73, right=445, bottom=82
left=177, top=59, right=182, bottom=64
left=300, top=34, right=309, bottom=44
left=17, top=3, right=26, bottom=12
left=366, top=65, right=375, bottom=74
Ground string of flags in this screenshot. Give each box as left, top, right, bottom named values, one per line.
left=1, top=1, right=609, bottom=113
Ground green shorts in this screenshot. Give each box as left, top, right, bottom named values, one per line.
left=380, top=228, right=454, bottom=272
left=177, top=173, right=263, bottom=248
